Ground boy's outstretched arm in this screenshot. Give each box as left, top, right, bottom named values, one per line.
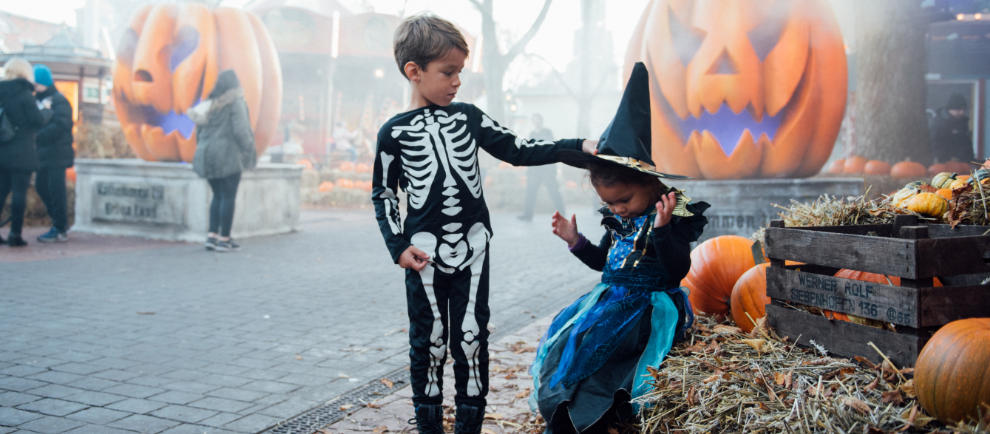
left=371, top=129, right=412, bottom=264
left=473, top=106, right=586, bottom=166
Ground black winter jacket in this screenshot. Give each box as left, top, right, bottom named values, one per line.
left=0, top=78, right=46, bottom=171
left=35, top=85, right=74, bottom=168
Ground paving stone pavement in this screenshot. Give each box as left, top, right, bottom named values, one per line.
left=0, top=207, right=605, bottom=433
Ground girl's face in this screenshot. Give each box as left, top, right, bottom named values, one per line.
left=594, top=182, right=657, bottom=219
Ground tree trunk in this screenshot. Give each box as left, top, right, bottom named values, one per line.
left=853, top=0, right=931, bottom=164
left=471, top=0, right=552, bottom=121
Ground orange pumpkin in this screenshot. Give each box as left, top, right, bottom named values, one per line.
left=890, top=159, right=927, bottom=179
left=339, top=161, right=356, bottom=172
left=825, top=158, right=845, bottom=174
left=834, top=269, right=942, bottom=287
left=318, top=181, right=334, bottom=192
left=624, top=0, right=847, bottom=179
left=915, top=318, right=990, bottom=424
left=296, top=159, right=313, bottom=170
left=682, top=235, right=757, bottom=317
left=65, top=167, right=76, bottom=183
left=928, top=162, right=949, bottom=176
left=843, top=155, right=867, bottom=174
left=943, top=160, right=971, bottom=174
left=730, top=263, right=771, bottom=332
left=935, top=188, right=952, bottom=200
left=863, top=159, right=891, bottom=176
left=112, top=4, right=282, bottom=162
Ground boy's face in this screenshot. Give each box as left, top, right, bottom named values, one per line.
left=407, top=48, right=466, bottom=107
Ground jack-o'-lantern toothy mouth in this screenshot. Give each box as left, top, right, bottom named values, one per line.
left=675, top=103, right=784, bottom=155
left=129, top=103, right=196, bottom=139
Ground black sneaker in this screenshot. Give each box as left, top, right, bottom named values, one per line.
left=454, top=403, right=485, bottom=434
left=205, top=236, right=217, bottom=251
left=411, top=404, right=443, bottom=434
left=214, top=239, right=239, bottom=252
left=8, top=235, right=27, bottom=247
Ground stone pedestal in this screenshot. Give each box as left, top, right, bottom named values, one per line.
left=672, top=177, right=864, bottom=241
left=72, top=159, right=301, bottom=242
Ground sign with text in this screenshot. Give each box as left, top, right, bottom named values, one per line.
left=92, top=181, right=184, bottom=225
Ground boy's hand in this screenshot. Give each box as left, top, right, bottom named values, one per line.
left=398, top=245, right=431, bottom=271
left=581, top=139, right=598, bottom=155
left=551, top=211, right=580, bottom=248
left=654, top=192, right=677, bottom=228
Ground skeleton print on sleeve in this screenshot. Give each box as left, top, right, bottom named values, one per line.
left=372, top=127, right=411, bottom=263
left=473, top=105, right=583, bottom=166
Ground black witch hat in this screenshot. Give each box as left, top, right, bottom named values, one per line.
left=559, top=61, right=694, bottom=216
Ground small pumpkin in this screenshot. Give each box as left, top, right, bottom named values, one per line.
left=935, top=188, right=952, bottom=200
left=835, top=269, right=942, bottom=287
left=65, top=167, right=77, bottom=183
left=318, top=181, right=334, bottom=192
left=890, top=159, right=928, bottom=179
left=825, top=158, right=845, bottom=174
left=930, top=171, right=957, bottom=189
left=943, top=160, right=972, bottom=174
left=928, top=162, right=949, bottom=176
left=681, top=235, right=757, bottom=317
left=890, top=187, right=920, bottom=208
left=915, top=318, right=990, bottom=424
left=843, top=155, right=867, bottom=174
left=863, top=159, right=891, bottom=175
left=730, top=263, right=771, bottom=333
left=950, top=175, right=972, bottom=190
left=904, top=192, right=948, bottom=217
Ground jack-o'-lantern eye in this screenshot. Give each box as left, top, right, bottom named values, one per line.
left=668, top=7, right=705, bottom=67
left=117, top=28, right=138, bottom=66
left=169, top=25, right=199, bottom=71
left=747, top=13, right=787, bottom=61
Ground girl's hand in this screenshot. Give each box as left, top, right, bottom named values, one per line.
left=551, top=211, right=580, bottom=247
left=398, top=245, right=431, bottom=271
left=654, top=192, right=677, bottom=228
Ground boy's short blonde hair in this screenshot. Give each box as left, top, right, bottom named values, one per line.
left=393, top=14, right=469, bottom=79
left=3, top=57, right=33, bottom=81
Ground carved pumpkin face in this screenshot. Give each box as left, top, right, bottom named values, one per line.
left=113, top=4, right=282, bottom=162
left=625, top=0, right=847, bottom=179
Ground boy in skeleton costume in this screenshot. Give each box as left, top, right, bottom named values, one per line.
left=372, top=14, right=596, bottom=434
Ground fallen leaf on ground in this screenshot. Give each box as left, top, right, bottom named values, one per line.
left=381, top=378, right=394, bottom=388
left=842, top=396, right=871, bottom=414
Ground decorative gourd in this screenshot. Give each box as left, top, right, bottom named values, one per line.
left=624, top=0, right=847, bottom=179
left=915, top=318, right=990, bottom=424
left=843, top=155, right=867, bottom=174
left=904, top=192, right=948, bottom=217
left=890, top=187, right=919, bottom=207
left=112, top=4, right=282, bottom=162
left=730, top=263, right=770, bottom=332
left=930, top=171, right=957, bottom=189
left=935, top=188, right=952, bottom=200
left=950, top=175, right=972, bottom=190
left=974, top=168, right=990, bottom=183
left=681, top=235, right=757, bottom=317
left=890, top=159, right=927, bottom=179
left=863, top=160, right=891, bottom=175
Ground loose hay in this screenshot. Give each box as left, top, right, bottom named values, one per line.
left=634, top=315, right=989, bottom=433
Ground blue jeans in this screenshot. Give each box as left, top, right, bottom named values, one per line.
left=207, top=172, right=241, bottom=237
left=35, top=166, right=69, bottom=232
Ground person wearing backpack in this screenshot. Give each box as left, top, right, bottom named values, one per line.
left=0, top=57, right=47, bottom=247
left=32, top=64, right=74, bottom=243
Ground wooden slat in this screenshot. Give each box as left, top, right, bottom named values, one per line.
left=765, top=227, right=919, bottom=278
left=766, top=304, right=927, bottom=367
left=927, top=224, right=990, bottom=238
left=919, top=285, right=990, bottom=326
left=916, top=236, right=990, bottom=277
left=766, top=266, right=922, bottom=327
left=789, top=223, right=893, bottom=236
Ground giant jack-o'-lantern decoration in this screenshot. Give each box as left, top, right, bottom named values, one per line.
left=113, top=4, right=282, bottom=162
left=625, top=0, right=847, bottom=179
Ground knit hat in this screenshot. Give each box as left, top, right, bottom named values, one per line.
left=33, top=64, right=53, bottom=87
left=947, top=93, right=967, bottom=110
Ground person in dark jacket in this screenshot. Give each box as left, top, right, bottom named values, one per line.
left=33, top=64, right=74, bottom=243
left=188, top=69, right=255, bottom=252
left=931, top=93, right=975, bottom=164
left=0, top=58, right=47, bottom=247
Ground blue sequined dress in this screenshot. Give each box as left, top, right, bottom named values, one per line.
left=530, top=201, right=708, bottom=432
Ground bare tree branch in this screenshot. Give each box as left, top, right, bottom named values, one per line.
left=505, top=0, right=552, bottom=62
left=466, top=0, right=483, bottom=11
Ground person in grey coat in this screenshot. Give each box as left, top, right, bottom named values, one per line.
left=0, top=58, right=47, bottom=247
left=189, top=69, right=255, bottom=252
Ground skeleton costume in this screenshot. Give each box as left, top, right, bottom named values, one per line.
left=372, top=102, right=582, bottom=409
left=532, top=62, right=709, bottom=432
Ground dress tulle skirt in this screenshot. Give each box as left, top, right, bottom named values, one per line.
left=530, top=283, right=684, bottom=432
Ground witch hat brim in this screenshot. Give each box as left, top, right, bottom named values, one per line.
left=557, top=62, right=690, bottom=180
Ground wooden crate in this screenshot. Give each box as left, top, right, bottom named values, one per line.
left=763, top=215, right=990, bottom=367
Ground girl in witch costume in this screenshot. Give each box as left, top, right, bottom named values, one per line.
left=531, top=62, right=709, bottom=432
